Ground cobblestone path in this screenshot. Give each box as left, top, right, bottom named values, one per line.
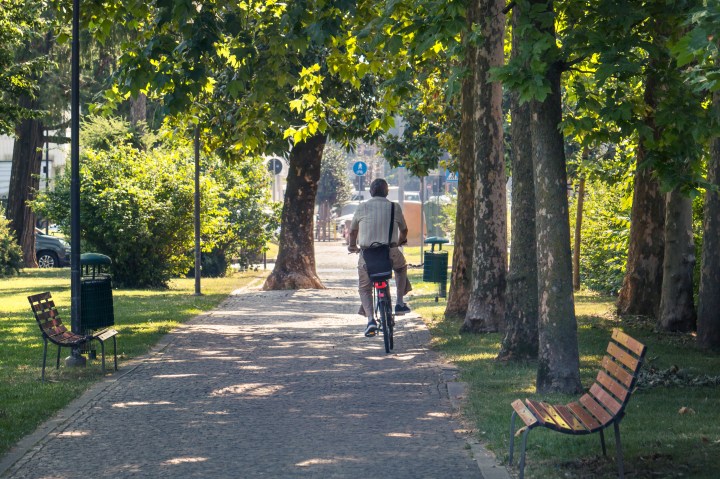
left=2, top=242, right=485, bottom=478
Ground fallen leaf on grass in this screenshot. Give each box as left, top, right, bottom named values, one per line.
left=678, top=406, right=695, bottom=415
left=515, top=426, right=528, bottom=437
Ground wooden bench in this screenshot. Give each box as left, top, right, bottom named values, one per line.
left=509, top=329, right=647, bottom=479
left=28, top=292, right=118, bottom=382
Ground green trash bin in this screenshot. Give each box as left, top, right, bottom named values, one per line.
left=423, top=237, right=449, bottom=301
left=80, top=253, right=114, bottom=331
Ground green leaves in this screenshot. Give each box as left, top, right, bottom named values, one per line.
left=31, top=116, right=278, bottom=286
left=0, top=208, right=23, bottom=277
left=671, top=3, right=720, bottom=93
left=0, top=0, right=49, bottom=134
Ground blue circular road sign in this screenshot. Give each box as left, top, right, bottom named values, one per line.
left=352, top=161, right=368, bottom=176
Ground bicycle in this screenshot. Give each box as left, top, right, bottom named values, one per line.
left=350, top=246, right=395, bottom=354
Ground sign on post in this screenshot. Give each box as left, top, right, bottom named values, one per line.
left=445, top=170, right=459, bottom=183
left=352, top=161, right=368, bottom=176
left=267, top=158, right=283, bottom=175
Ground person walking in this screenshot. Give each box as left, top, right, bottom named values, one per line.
left=347, top=178, right=412, bottom=336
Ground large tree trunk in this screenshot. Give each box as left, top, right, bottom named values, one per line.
left=461, top=0, right=507, bottom=334
left=263, top=134, right=326, bottom=290
left=617, top=70, right=665, bottom=317
left=698, top=89, right=720, bottom=349
left=658, top=189, right=696, bottom=332
left=445, top=3, right=477, bottom=319
left=7, top=97, right=42, bottom=268
left=531, top=1, right=581, bottom=395
left=573, top=175, right=585, bottom=291
left=497, top=1, right=538, bottom=361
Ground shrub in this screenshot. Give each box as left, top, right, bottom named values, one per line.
left=207, top=159, right=280, bottom=273
left=32, top=117, right=279, bottom=286
left=0, top=209, right=23, bottom=277
left=34, top=144, right=195, bottom=287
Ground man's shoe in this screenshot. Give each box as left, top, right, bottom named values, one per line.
left=364, top=321, right=378, bottom=337
left=395, top=304, right=411, bottom=315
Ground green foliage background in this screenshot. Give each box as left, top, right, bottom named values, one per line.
left=32, top=117, right=278, bottom=287
left=316, top=142, right=353, bottom=207
left=570, top=180, right=631, bottom=295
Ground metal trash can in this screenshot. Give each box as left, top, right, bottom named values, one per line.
left=80, top=253, right=114, bottom=332
left=423, top=237, right=449, bottom=301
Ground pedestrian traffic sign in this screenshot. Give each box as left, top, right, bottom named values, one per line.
left=445, top=170, right=458, bottom=183
left=267, top=158, right=283, bottom=175
left=353, top=161, right=368, bottom=176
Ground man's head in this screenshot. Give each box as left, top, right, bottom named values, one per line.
left=369, top=178, right=389, bottom=198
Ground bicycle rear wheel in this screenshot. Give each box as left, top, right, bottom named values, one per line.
left=385, top=301, right=394, bottom=350
left=380, top=300, right=391, bottom=353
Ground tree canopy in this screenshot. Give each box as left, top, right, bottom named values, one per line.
left=0, top=0, right=48, bottom=134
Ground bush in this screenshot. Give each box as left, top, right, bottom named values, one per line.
left=32, top=117, right=279, bottom=287
left=34, top=144, right=195, bottom=287
left=0, top=209, right=23, bottom=277
left=221, top=163, right=280, bottom=269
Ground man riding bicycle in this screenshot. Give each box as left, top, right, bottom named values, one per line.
left=347, top=178, right=412, bottom=337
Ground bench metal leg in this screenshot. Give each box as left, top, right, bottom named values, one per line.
left=509, top=411, right=517, bottom=464
left=509, top=410, right=532, bottom=479
left=614, top=421, right=624, bottom=479
left=600, top=428, right=607, bottom=456
left=99, top=340, right=106, bottom=373
left=56, top=345, right=62, bottom=369
left=41, top=338, right=48, bottom=383
left=517, top=427, right=531, bottom=479
left=112, top=335, right=117, bottom=371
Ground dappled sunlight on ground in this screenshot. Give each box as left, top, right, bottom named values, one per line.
left=112, top=401, right=174, bottom=408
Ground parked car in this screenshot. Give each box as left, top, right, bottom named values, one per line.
left=35, top=229, right=71, bottom=268
left=404, top=191, right=421, bottom=202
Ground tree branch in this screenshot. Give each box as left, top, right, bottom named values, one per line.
left=561, top=55, right=588, bottom=71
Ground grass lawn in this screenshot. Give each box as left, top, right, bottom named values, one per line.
left=407, top=268, right=720, bottom=479
left=0, top=267, right=266, bottom=456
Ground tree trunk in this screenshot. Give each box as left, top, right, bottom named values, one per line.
left=445, top=3, right=477, bottom=319
left=658, top=189, right=696, bottom=332
left=130, top=93, right=147, bottom=127
left=6, top=33, right=52, bottom=269
left=698, top=89, right=720, bottom=349
left=531, top=2, right=581, bottom=395
left=573, top=175, right=585, bottom=291
left=617, top=70, right=665, bottom=318
left=7, top=97, right=42, bottom=268
left=263, top=134, right=326, bottom=290
left=497, top=1, right=538, bottom=361
left=461, top=0, right=507, bottom=334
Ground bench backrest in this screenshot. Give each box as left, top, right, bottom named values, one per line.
left=580, top=329, right=647, bottom=426
left=28, top=292, right=70, bottom=343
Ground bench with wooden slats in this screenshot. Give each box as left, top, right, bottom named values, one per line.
left=509, top=329, right=647, bottom=479
left=29, top=292, right=118, bottom=382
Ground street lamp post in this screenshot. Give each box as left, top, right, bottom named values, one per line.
left=194, top=125, right=202, bottom=296
left=67, top=0, right=85, bottom=367
left=45, top=129, right=49, bottom=234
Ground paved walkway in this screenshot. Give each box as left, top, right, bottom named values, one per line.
left=1, top=242, right=509, bottom=479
